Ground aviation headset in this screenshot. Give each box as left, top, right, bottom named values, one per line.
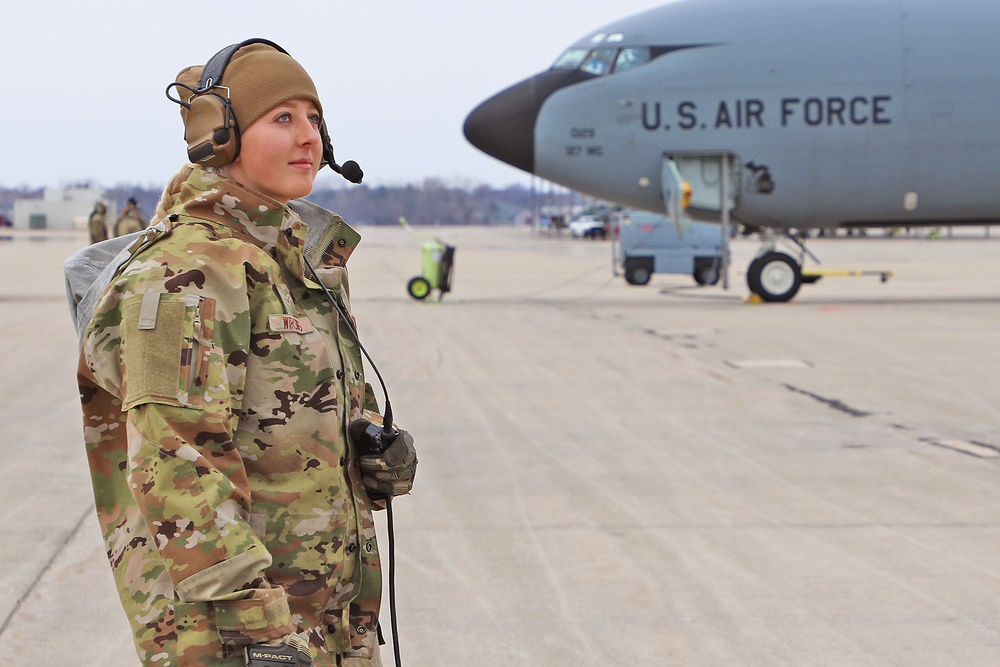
left=165, top=38, right=363, bottom=182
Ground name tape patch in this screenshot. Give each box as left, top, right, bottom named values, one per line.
left=268, top=314, right=315, bottom=334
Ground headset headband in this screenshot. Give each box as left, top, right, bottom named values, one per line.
left=197, top=38, right=288, bottom=92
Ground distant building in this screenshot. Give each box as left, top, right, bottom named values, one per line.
left=12, top=186, right=116, bottom=230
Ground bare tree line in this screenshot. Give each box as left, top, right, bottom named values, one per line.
left=0, top=180, right=540, bottom=227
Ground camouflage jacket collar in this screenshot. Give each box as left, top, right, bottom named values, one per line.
left=173, top=168, right=361, bottom=282
left=178, top=167, right=292, bottom=250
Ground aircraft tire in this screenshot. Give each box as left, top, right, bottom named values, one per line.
left=747, top=251, right=801, bottom=302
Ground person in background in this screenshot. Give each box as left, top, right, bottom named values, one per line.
left=112, top=197, right=147, bottom=236
left=87, top=200, right=108, bottom=244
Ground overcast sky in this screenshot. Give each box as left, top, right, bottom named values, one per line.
left=2, top=0, right=667, bottom=191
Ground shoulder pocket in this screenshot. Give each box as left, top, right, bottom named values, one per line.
left=121, top=292, right=215, bottom=410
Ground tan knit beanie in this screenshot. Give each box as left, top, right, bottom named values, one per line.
left=175, top=42, right=322, bottom=132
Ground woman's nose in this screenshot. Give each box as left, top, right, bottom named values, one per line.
left=298, top=118, right=319, bottom=144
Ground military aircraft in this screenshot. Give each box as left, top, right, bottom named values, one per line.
left=463, top=0, right=1000, bottom=301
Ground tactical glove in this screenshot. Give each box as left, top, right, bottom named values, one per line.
left=245, top=632, right=312, bottom=666
left=352, top=421, right=417, bottom=499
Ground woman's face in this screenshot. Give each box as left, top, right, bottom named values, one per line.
left=225, top=98, right=323, bottom=204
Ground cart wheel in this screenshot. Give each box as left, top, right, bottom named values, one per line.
left=407, top=276, right=432, bottom=300
left=693, top=265, right=719, bottom=286
left=624, top=265, right=652, bottom=286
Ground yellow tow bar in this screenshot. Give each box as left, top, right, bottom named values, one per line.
left=801, top=269, right=893, bottom=284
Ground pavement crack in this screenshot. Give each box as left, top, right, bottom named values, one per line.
left=924, top=438, right=1000, bottom=459
left=0, top=504, right=94, bottom=640
left=783, top=383, right=872, bottom=417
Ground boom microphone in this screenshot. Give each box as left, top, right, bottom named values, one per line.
left=331, top=159, right=364, bottom=184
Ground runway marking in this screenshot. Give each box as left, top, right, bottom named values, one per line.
left=725, top=359, right=813, bottom=369
left=927, top=439, right=1000, bottom=459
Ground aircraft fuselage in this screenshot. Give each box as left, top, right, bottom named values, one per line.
left=465, top=0, right=1000, bottom=231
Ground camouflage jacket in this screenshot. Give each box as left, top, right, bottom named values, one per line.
left=88, top=211, right=108, bottom=244
left=78, top=167, right=384, bottom=666
left=114, top=211, right=147, bottom=238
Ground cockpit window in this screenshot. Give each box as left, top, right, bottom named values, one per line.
left=580, top=49, right=617, bottom=76
left=552, top=48, right=589, bottom=70
left=551, top=46, right=654, bottom=76
left=614, top=48, right=651, bottom=73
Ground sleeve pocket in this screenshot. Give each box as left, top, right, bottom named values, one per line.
left=121, top=292, right=214, bottom=410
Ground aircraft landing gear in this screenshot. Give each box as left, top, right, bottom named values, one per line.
left=745, top=231, right=892, bottom=302
left=746, top=232, right=817, bottom=302
left=746, top=251, right=802, bottom=302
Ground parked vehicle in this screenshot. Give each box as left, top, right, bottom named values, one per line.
left=569, top=215, right=607, bottom=239
left=615, top=210, right=726, bottom=286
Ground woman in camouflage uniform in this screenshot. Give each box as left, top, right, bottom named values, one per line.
left=76, top=40, right=415, bottom=667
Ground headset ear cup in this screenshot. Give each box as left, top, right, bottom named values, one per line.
left=184, top=93, right=239, bottom=167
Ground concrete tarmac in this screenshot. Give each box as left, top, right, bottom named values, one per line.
left=1, top=224, right=999, bottom=666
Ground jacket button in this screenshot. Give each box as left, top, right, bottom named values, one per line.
left=347, top=543, right=358, bottom=553
left=340, top=457, right=347, bottom=466
left=365, top=542, right=373, bottom=552
left=336, top=370, right=344, bottom=379
left=354, top=371, right=361, bottom=380
left=338, top=238, right=347, bottom=247
left=356, top=626, right=367, bottom=634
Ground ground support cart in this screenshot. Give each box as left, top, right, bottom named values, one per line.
left=407, top=239, right=456, bottom=300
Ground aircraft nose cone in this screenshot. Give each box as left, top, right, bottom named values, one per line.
left=464, top=69, right=595, bottom=175
left=463, top=79, right=538, bottom=174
